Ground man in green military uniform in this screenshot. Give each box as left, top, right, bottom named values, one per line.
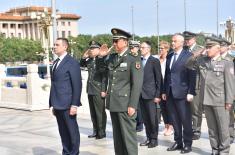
left=106, top=28, right=143, bottom=155
left=80, top=41, right=107, bottom=139
left=129, top=40, right=144, bottom=132
left=220, top=38, right=235, bottom=144
left=183, top=31, right=204, bottom=140
left=186, top=36, right=235, bottom=155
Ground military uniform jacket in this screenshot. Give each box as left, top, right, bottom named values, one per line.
left=106, top=49, right=143, bottom=112
left=186, top=55, right=235, bottom=106
left=80, top=56, right=108, bottom=95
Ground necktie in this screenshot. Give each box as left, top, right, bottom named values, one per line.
left=52, top=58, right=60, bottom=73
left=171, top=53, right=177, bottom=67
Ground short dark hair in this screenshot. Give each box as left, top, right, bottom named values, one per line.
left=57, top=38, right=69, bottom=49
left=143, top=40, right=152, bottom=47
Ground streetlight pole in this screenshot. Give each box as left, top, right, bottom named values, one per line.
left=131, top=5, right=135, bottom=41
left=184, top=0, right=187, bottom=31
left=156, top=0, right=160, bottom=54
left=216, top=0, right=219, bottom=36
left=51, top=0, right=57, bottom=60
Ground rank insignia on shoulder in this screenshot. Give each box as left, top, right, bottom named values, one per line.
left=135, top=61, right=141, bottom=69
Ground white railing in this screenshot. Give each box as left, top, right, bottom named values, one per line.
left=0, top=64, right=90, bottom=114
left=0, top=64, right=51, bottom=111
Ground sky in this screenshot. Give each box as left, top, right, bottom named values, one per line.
left=0, top=0, right=235, bottom=37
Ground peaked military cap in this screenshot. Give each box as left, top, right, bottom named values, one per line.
left=129, top=40, right=140, bottom=48
left=220, top=38, right=231, bottom=46
left=205, top=36, right=221, bottom=48
left=183, top=31, right=197, bottom=40
left=111, top=28, right=132, bottom=40
left=89, top=40, right=101, bottom=49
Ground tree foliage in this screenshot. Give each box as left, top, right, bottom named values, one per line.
left=0, top=36, right=43, bottom=63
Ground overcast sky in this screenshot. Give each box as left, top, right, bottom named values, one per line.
left=0, top=0, right=234, bottom=36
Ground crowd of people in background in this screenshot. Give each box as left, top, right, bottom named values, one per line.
left=49, top=28, right=235, bottom=155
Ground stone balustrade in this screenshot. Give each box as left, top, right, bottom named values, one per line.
left=0, top=64, right=90, bottom=114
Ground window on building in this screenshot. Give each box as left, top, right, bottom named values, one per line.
left=68, top=22, right=71, bottom=26
left=18, top=24, right=23, bottom=29
left=57, top=22, right=58, bottom=26
left=62, top=31, right=66, bottom=38
left=62, top=22, right=65, bottom=26
left=18, top=33, right=22, bottom=38
left=10, top=24, right=16, bottom=29
left=57, top=31, right=59, bottom=37
left=11, top=33, right=14, bottom=38
left=2, top=23, right=8, bottom=28
left=68, top=31, right=71, bottom=36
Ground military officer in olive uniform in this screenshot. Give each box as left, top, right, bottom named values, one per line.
left=220, top=38, right=235, bottom=144
left=80, top=41, right=107, bottom=139
left=106, top=28, right=143, bottom=155
left=183, top=31, right=204, bottom=140
left=186, top=36, right=235, bottom=155
left=129, top=40, right=144, bottom=132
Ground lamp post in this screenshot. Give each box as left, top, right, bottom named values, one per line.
left=36, top=8, right=53, bottom=79
left=184, top=0, right=187, bottom=31
left=156, top=0, right=160, bottom=54
left=216, top=0, right=219, bottom=36
left=131, top=5, right=135, bottom=41
left=51, top=0, right=57, bottom=60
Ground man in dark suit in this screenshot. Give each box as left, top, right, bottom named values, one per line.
left=162, top=34, right=196, bottom=154
left=49, top=38, right=82, bottom=155
left=139, top=41, right=162, bottom=148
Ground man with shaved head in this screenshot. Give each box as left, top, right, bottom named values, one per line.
left=162, top=34, right=196, bottom=154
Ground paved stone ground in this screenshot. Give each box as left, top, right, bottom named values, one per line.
left=0, top=108, right=235, bottom=155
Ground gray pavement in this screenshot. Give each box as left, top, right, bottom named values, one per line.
left=0, top=108, right=235, bottom=155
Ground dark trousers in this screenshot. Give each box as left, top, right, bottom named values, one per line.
left=54, top=109, right=80, bottom=155
left=136, top=102, right=143, bottom=130
left=88, top=94, right=107, bottom=136
left=110, top=112, right=137, bottom=155
left=167, top=90, right=192, bottom=147
left=160, top=100, right=172, bottom=125
left=140, top=97, right=159, bottom=140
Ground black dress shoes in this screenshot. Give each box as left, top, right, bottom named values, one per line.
left=140, top=139, right=150, bottom=146
left=148, top=139, right=158, bottom=148
left=88, top=133, right=97, bottom=138
left=96, top=134, right=106, bottom=139
left=180, top=146, right=192, bottom=154
left=167, top=142, right=183, bottom=151
left=192, top=134, right=200, bottom=140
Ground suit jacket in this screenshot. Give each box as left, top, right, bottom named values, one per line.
left=106, top=49, right=143, bottom=112
left=80, top=56, right=107, bottom=95
left=163, top=49, right=196, bottom=99
left=49, top=54, right=82, bottom=110
left=141, top=55, right=162, bottom=99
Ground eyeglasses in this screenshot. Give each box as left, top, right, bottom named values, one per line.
left=159, top=47, right=165, bottom=50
